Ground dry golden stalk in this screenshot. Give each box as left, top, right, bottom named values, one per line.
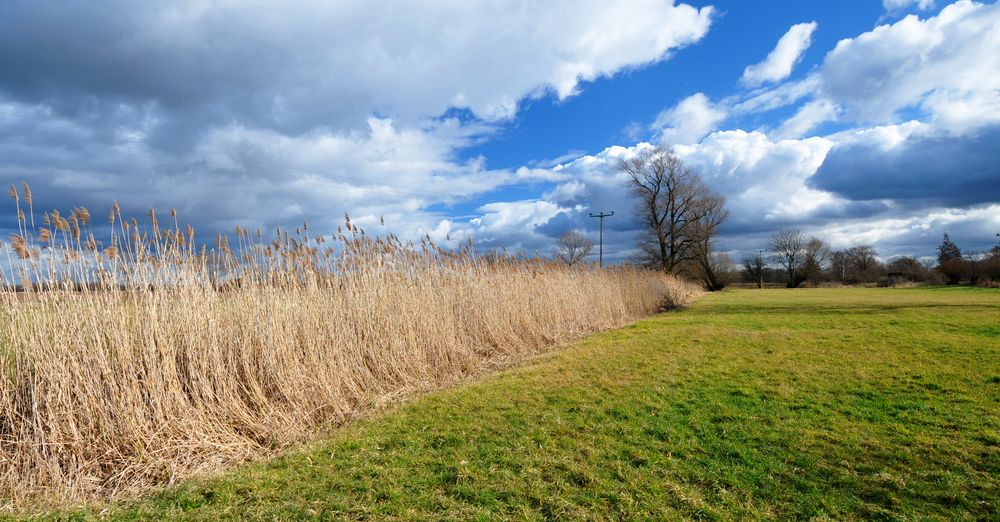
left=55, top=216, right=70, bottom=232
left=9, top=234, right=29, bottom=259
left=75, top=206, right=91, bottom=225
left=0, top=188, right=701, bottom=509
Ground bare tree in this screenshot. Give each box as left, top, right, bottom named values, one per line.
left=829, top=250, right=849, bottom=282
left=770, top=229, right=805, bottom=288
left=846, top=245, right=882, bottom=282
left=846, top=245, right=878, bottom=272
left=801, top=237, right=831, bottom=284
left=621, top=146, right=724, bottom=274
left=829, top=245, right=883, bottom=283
left=556, top=230, right=594, bottom=266
left=742, top=252, right=765, bottom=288
left=697, top=251, right=736, bottom=291
left=689, top=193, right=731, bottom=290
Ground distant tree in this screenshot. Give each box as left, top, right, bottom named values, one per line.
left=769, top=229, right=805, bottom=288
left=621, top=146, right=726, bottom=274
left=886, top=256, right=922, bottom=280
left=985, top=246, right=1000, bottom=282
left=884, top=256, right=942, bottom=284
left=800, top=237, right=831, bottom=284
left=963, top=251, right=985, bottom=286
left=843, top=245, right=882, bottom=282
left=742, top=252, right=765, bottom=288
left=937, top=233, right=962, bottom=264
left=936, top=234, right=964, bottom=285
left=689, top=193, right=731, bottom=291
left=846, top=246, right=878, bottom=273
left=555, top=230, right=594, bottom=266
left=829, top=250, right=849, bottom=283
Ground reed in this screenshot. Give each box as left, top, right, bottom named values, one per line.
left=0, top=184, right=699, bottom=506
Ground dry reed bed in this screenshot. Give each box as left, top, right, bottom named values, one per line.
left=0, top=185, right=699, bottom=506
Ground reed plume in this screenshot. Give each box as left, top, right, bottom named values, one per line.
left=0, top=190, right=699, bottom=508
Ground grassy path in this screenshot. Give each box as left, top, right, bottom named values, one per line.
left=61, top=288, right=1000, bottom=520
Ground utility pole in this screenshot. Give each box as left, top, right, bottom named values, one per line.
left=589, top=211, right=614, bottom=268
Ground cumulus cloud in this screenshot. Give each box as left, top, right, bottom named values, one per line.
left=818, top=204, right=1000, bottom=257
left=883, top=0, right=936, bottom=12
left=0, top=0, right=714, bottom=249
left=740, top=22, right=818, bottom=87
left=812, top=123, right=1000, bottom=206
left=480, top=132, right=839, bottom=258
left=0, top=0, right=713, bottom=134
left=676, top=130, right=837, bottom=228
left=2, top=0, right=997, bottom=262
left=508, top=1, right=1000, bottom=260
left=0, top=110, right=494, bottom=233
left=458, top=200, right=570, bottom=253
left=772, top=99, right=838, bottom=139
left=652, top=93, right=728, bottom=145
left=820, top=1, right=1000, bottom=131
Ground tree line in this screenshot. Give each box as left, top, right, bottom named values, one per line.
left=554, top=145, right=1000, bottom=290
left=747, top=229, right=1000, bottom=288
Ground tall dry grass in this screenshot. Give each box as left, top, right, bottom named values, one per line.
left=0, top=184, right=698, bottom=506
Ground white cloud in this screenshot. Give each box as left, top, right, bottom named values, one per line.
left=476, top=1, right=1000, bottom=260
left=883, top=0, right=936, bottom=12
left=820, top=1, right=1000, bottom=132
left=818, top=204, right=1000, bottom=256
left=773, top=99, right=838, bottom=139
left=676, top=130, right=835, bottom=223
left=652, top=93, right=728, bottom=145
left=731, top=75, right=821, bottom=116
left=455, top=200, right=570, bottom=252
left=0, top=1, right=714, bottom=130
left=0, top=0, right=717, bottom=254
left=740, top=22, right=818, bottom=87
left=0, top=108, right=561, bottom=244
left=4, top=0, right=998, bottom=263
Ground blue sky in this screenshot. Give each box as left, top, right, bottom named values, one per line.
left=1, top=0, right=998, bottom=262
left=464, top=1, right=885, bottom=169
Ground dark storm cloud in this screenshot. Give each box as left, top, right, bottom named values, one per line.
left=811, top=125, right=1000, bottom=207
left=0, top=1, right=371, bottom=149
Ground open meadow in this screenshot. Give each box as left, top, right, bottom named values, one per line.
left=41, top=286, right=999, bottom=520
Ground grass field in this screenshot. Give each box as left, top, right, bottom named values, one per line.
left=50, top=287, right=1000, bottom=520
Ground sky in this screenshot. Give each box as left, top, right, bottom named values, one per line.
left=1, top=0, right=999, bottom=263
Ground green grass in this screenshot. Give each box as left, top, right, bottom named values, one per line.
left=51, top=288, right=1000, bottom=520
